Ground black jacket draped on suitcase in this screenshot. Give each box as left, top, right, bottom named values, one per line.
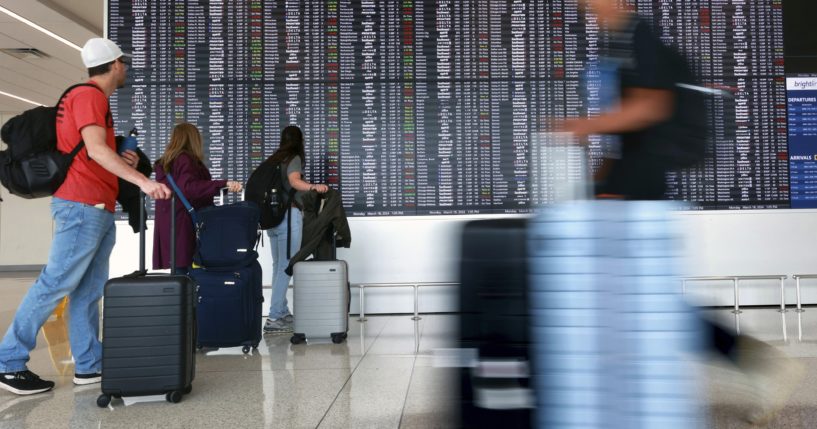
left=285, top=188, right=351, bottom=276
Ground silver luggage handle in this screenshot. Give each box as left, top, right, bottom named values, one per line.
left=216, top=187, right=246, bottom=206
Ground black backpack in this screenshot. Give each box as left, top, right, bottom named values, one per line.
left=660, top=46, right=712, bottom=169
left=245, top=158, right=295, bottom=229
left=0, top=83, right=103, bottom=199
left=614, top=17, right=713, bottom=170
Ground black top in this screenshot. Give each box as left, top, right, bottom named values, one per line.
left=598, top=15, right=676, bottom=200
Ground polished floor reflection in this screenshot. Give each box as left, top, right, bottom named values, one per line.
left=2, top=272, right=817, bottom=428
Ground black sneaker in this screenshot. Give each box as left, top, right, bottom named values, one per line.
left=73, top=372, right=102, bottom=386
left=0, top=370, right=55, bottom=395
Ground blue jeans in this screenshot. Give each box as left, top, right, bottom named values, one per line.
left=0, top=198, right=115, bottom=374
left=267, top=207, right=302, bottom=319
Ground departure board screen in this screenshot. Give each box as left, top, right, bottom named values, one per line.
left=107, top=0, right=792, bottom=215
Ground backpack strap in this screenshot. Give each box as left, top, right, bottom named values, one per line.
left=56, top=83, right=102, bottom=108
left=286, top=203, right=292, bottom=260
left=281, top=160, right=299, bottom=260
left=166, top=173, right=200, bottom=225
left=57, top=83, right=107, bottom=159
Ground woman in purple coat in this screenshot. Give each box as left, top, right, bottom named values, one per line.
left=152, top=123, right=242, bottom=271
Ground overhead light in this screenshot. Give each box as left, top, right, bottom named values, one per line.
left=0, top=5, right=82, bottom=51
left=0, top=90, right=46, bottom=107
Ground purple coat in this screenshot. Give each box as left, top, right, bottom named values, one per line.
left=152, top=152, right=227, bottom=269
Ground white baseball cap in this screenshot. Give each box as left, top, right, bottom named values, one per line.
left=81, top=38, right=130, bottom=68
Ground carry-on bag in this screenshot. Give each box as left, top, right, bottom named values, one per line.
left=289, top=260, right=349, bottom=344
left=166, top=175, right=261, bottom=269
left=190, top=260, right=264, bottom=353
left=165, top=182, right=264, bottom=354
left=290, top=225, right=349, bottom=345
left=97, top=193, right=196, bottom=407
left=458, top=218, right=532, bottom=428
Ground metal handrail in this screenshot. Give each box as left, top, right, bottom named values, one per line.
left=682, top=275, right=788, bottom=314
left=354, top=282, right=458, bottom=321
left=791, top=275, right=817, bottom=313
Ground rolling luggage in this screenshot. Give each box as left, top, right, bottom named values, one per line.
left=190, top=260, right=264, bottom=353
left=458, top=218, right=532, bottom=428
left=97, top=194, right=195, bottom=407
left=528, top=201, right=701, bottom=428
left=289, top=260, right=350, bottom=345
left=164, top=179, right=264, bottom=354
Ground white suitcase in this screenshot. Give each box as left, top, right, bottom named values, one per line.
left=290, top=260, right=349, bottom=344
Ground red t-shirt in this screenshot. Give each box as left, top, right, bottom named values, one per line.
left=53, top=81, right=118, bottom=212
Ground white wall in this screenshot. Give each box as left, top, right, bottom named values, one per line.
left=678, top=210, right=817, bottom=307
left=100, top=209, right=817, bottom=313
left=0, top=113, right=53, bottom=268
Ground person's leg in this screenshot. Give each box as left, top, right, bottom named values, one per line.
left=0, top=199, right=109, bottom=394
left=701, top=317, right=739, bottom=364
left=273, top=208, right=303, bottom=318
left=68, top=213, right=115, bottom=378
left=283, top=208, right=302, bottom=322
left=266, top=209, right=302, bottom=332
left=267, top=224, right=284, bottom=319
left=699, top=316, right=803, bottom=424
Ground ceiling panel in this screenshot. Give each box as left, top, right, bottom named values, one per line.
left=0, top=0, right=104, bottom=113
left=36, top=0, right=103, bottom=35
left=0, top=51, right=77, bottom=90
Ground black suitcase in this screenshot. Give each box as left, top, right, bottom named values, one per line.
left=458, top=218, right=532, bottom=428
left=97, top=194, right=196, bottom=407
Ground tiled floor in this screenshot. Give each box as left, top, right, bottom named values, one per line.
left=0, top=272, right=816, bottom=428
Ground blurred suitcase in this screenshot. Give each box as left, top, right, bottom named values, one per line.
left=458, top=218, right=532, bottom=428
left=289, top=260, right=349, bottom=345
left=528, top=201, right=700, bottom=428
left=190, top=260, right=263, bottom=353
left=97, top=194, right=195, bottom=407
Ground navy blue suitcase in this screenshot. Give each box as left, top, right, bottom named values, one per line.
left=190, top=260, right=264, bottom=353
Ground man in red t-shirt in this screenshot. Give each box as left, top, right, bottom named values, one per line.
left=0, top=38, right=171, bottom=395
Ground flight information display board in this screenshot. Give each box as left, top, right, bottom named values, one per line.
left=107, top=0, right=790, bottom=215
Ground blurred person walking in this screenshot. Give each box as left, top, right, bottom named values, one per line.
left=531, top=1, right=704, bottom=427
left=532, top=1, right=802, bottom=426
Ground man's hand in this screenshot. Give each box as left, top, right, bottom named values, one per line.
left=120, top=150, right=139, bottom=167
left=141, top=180, right=172, bottom=200
left=558, top=118, right=593, bottom=140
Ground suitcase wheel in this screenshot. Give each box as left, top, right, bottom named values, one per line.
left=290, top=333, right=306, bottom=344
left=331, top=333, right=347, bottom=344
left=166, top=390, right=183, bottom=403
left=184, top=385, right=192, bottom=395
left=242, top=345, right=251, bottom=354
left=96, top=394, right=111, bottom=408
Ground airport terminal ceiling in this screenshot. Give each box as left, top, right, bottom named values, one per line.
left=106, top=0, right=817, bottom=216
